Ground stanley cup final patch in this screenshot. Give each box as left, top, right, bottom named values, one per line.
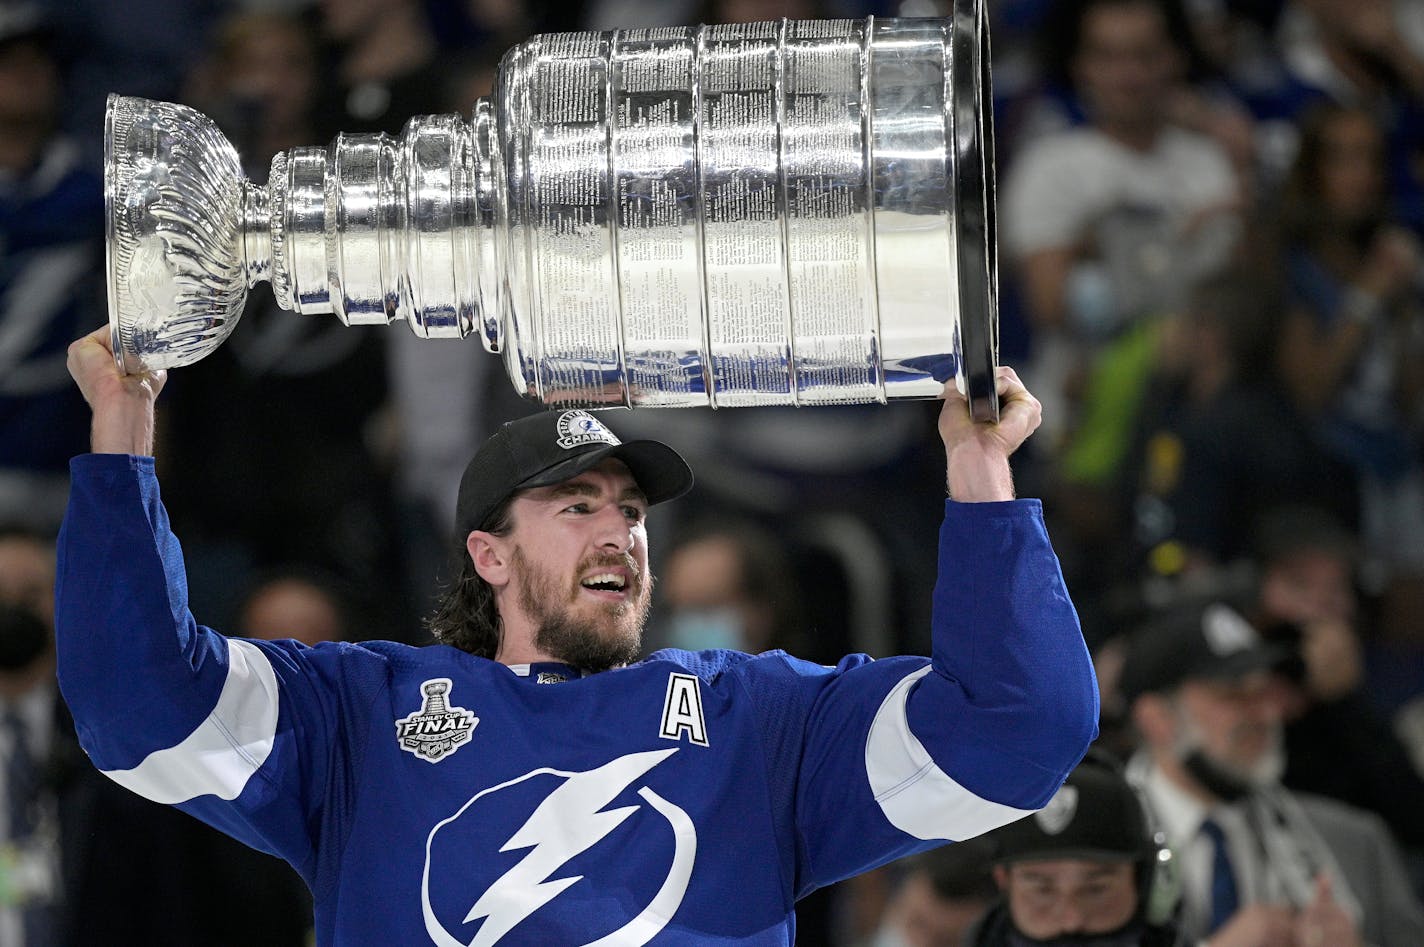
left=396, top=679, right=479, bottom=763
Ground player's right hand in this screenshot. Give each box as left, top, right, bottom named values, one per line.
left=66, top=326, right=166, bottom=455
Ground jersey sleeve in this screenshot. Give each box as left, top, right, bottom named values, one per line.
left=736, top=498, right=1098, bottom=896
left=54, top=454, right=386, bottom=888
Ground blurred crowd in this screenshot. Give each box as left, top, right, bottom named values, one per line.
left=0, top=0, right=1422, bottom=943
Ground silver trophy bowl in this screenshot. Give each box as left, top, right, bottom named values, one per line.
left=105, top=7, right=999, bottom=418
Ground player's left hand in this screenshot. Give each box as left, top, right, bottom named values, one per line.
left=939, top=366, right=1040, bottom=457
left=937, top=366, right=1040, bottom=502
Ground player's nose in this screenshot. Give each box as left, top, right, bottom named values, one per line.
left=592, top=504, right=635, bottom=552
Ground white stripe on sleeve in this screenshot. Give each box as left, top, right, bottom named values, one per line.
left=101, top=638, right=280, bottom=804
left=865, top=665, right=1033, bottom=840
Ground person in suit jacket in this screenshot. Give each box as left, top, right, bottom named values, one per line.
left=1120, top=599, right=1424, bottom=947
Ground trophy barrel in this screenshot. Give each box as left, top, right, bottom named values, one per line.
left=492, top=7, right=999, bottom=416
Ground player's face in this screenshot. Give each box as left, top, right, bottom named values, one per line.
left=1000, top=860, right=1138, bottom=940
left=1173, top=671, right=1286, bottom=785
left=506, top=460, right=651, bottom=670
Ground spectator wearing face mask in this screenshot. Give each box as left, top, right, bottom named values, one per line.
left=968, top=754, right=1182, bottom=947
left=655, top=518, right=808, bottom=657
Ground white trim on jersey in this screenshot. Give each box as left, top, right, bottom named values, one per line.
left=865, top=665, right=1033, bottom=840
left=100, top=639, right=280, bottom=804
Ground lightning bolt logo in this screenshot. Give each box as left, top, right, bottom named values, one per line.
left=421, top=748, right=697, bottom=947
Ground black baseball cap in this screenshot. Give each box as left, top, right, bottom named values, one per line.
left=454, top=409, right=693, bottom=535
left=990, top=760, right=1150, bottom=864
left=1119, top=601, right=1289, bottom=703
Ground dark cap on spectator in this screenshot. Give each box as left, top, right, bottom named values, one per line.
left=990, top=761, right=1150, bottom=864
left=455, top=410, right=693, bottom=535
left=1119, top=602, right=1288, bottom=703
left=1251, top=503, right=1358, bottom=568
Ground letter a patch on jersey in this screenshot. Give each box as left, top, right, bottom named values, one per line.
left=396, top=678, right=478, bottom=762
left=659, top=673, right=708, bottom=747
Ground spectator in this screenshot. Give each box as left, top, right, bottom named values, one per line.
left=1001, top=0, right=1242, bottom=448
left=238, top=569, right=352, bottom=647
left=186, top=10, right=322, bottom=179
left=1271, top=102, right=1424, bottom=606
left=1121, top=600, right=1424, bottom=944
left=1276, top=0, right=1424, bottom=227
left=868, top=841, right=997, bottom=947
left=0, top=528, right=313, bottom=946
left=1145, top=268, right=1357, bottom=570
left=969, top=755, right=1181, bottom=947
left=0, top=532, right=61, bottom=944
left=655, top=517, right=807, bottom=657
left=41, top=0, right=225, bottom=167
left=158, top=9, right=408, bottom=639
left=0, top=4, right=102, bottom=533
left=310, top=0, right=444, bottom=139
left=1247, top=504, right=1424, bottom=882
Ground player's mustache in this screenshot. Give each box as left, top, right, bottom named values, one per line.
left=577, top=554, right=643, bottom=589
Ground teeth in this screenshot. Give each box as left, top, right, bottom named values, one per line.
left=582, top=573, right=626, bottom=590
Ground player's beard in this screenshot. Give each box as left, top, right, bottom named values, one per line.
left=511, top=546, right=649, bottom=672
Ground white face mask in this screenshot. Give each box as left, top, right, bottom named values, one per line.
left=665, top=607, right=745, bottom=652
left=867, top=924, right=912, bottom=947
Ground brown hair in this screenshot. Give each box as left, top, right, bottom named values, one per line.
left=426, top=496, right=515, bottom=658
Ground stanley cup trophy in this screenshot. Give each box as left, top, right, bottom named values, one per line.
left=105, top=5, right=1000, bottom=419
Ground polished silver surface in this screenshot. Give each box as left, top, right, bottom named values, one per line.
left=105, top=5, right=999, bottom=418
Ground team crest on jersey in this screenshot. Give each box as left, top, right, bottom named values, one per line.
left=536, top=671, right=568, bottom=684
left=555, top=410, right=619, bottom=450
left=1033, top=784, right=1079, bottom=835
left=396, top=678, right=478, bottom=762
left=422, top=748, right=694, bottom=945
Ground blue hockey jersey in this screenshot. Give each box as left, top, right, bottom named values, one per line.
left=55, top=454, right=1097, bottom=945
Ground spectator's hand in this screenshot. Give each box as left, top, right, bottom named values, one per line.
left=66, top=326, right=166, bottom=455
left=1206, top=903, right=1296, bottom=947
left=1296, top=874, right=1362, bottom=947
left=1299, top=620, right=1364, bottom=701
left=938, top=366, right=1039, bottom=502
left=1358, top=227, right=1421, bottom=303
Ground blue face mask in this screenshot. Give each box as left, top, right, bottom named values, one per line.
left=665, top=607, right=745, bottom=652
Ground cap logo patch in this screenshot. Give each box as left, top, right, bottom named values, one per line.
left=555, top=410, right=620, bottom=450
left=1202, top=603, right=1258, bottom=656
left=1034, top=784, right=1079, bottom=834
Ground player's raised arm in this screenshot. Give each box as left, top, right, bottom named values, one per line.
left=55, top=327, right=373, bottom=886
left=911, top=369, right=1097, bottom=814
left=770, top=369, right=1097, bottom=891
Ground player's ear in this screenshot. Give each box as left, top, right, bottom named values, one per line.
left=991, top=864, right=1010, bottom=892
left=468, top=530, right=511, bottom=588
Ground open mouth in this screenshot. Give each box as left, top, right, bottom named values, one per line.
left=580, top=573, right=630, bottom=598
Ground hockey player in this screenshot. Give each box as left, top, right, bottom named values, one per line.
left=56, top=325, right=1098, bottom=945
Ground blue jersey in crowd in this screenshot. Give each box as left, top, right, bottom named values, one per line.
left=0, top=139, right=102, bottom=475
left=54, top=454, right=1097, bottom=946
